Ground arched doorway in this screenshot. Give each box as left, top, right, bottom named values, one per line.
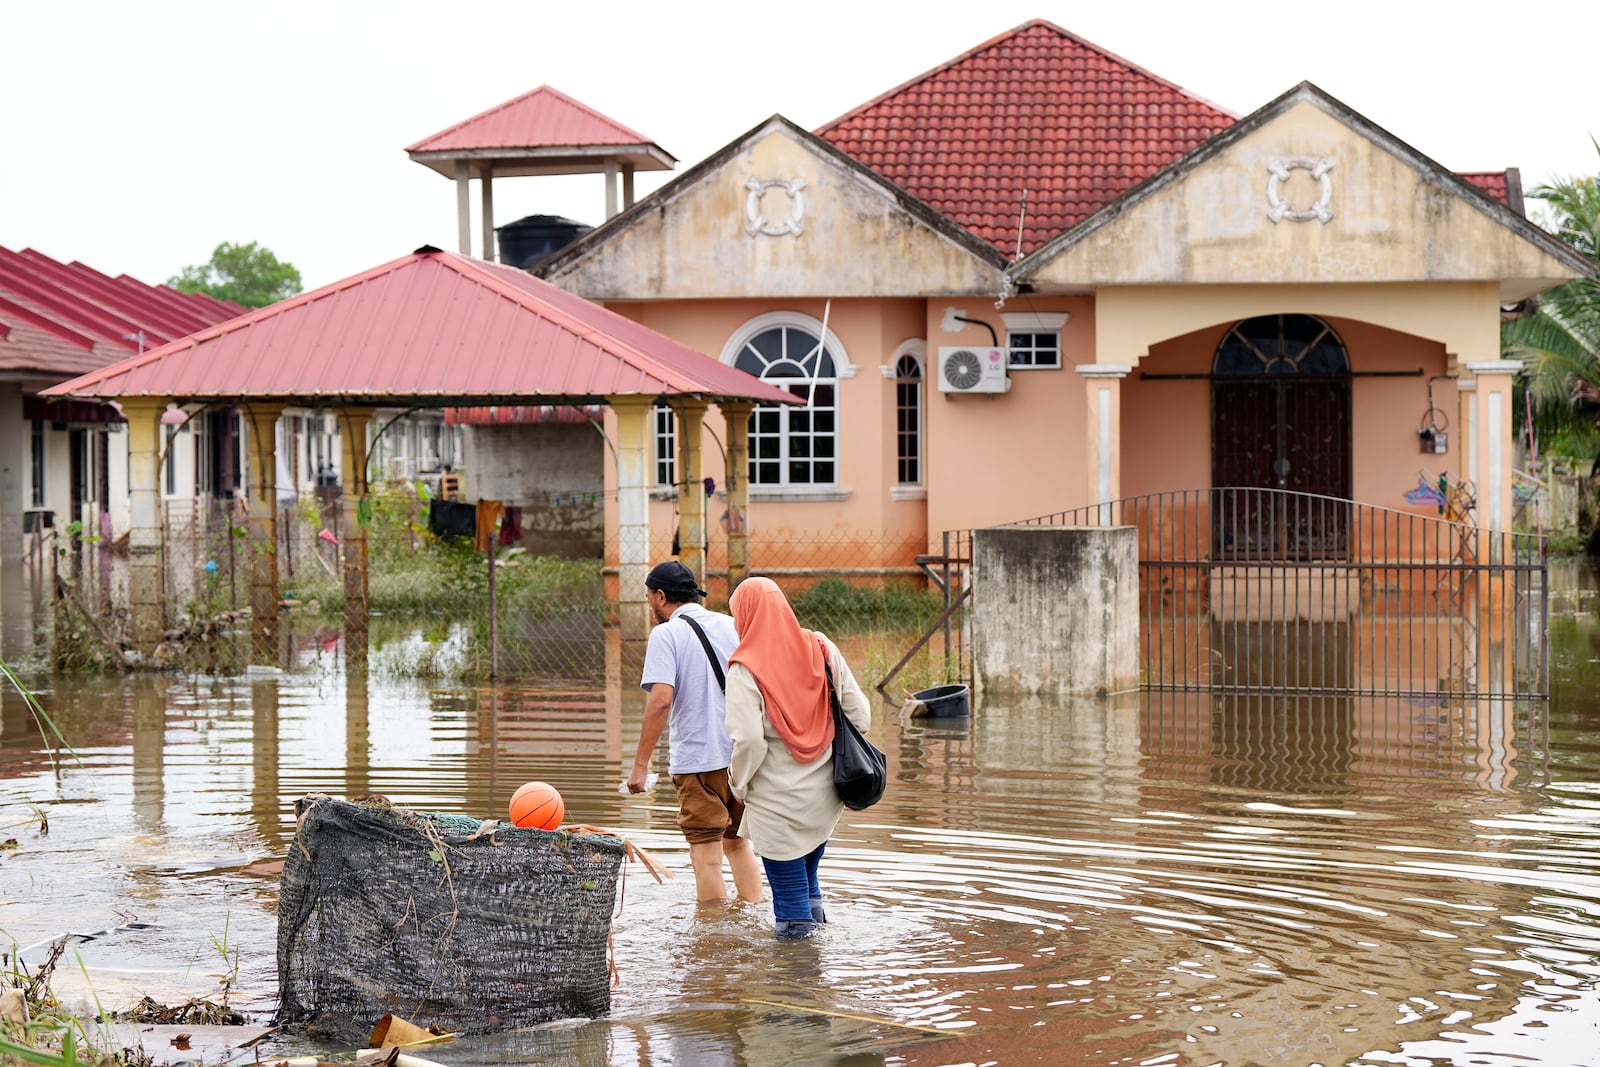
left=1211, top=313, right=1351, bottom=558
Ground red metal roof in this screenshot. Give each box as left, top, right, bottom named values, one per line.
left=408, top=85, right=655, bottom=152
left=0, top=246, right=242, bottom=381
left=42, top=247, right=800, bottom=407
left=816, top=19, right=1238, bottom=258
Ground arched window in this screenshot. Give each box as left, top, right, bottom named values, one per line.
left=895, top=353, right=922, bottom=485
left=1214, top=313, right=1349, bottom=377
left=728, top=319, right=841, bottom=487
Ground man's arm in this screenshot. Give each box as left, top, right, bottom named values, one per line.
left=628, top=681, right=674, bottom=792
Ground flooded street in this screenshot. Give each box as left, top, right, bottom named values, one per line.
left=4, top=574, right=1600, bottom=1065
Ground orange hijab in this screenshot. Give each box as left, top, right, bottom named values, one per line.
left=728, top=577, right=835, bottom=762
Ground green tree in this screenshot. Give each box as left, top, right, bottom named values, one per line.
left=168, top=241, right=302, bottom=308
left=1504, top=145, right=1600, bottom=457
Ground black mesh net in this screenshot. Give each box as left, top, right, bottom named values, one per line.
left=276, top=795, right=624, bottom=1041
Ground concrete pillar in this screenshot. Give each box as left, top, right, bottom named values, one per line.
left=1457, top=376, right=1478, bottom=503
left=122, top=397, right=169, bottom=652
left=479, top=167, right=495, bottom=263
left=0, top=384, right=26, bottom=659
left=674, top=400, right=708, bottom=589
left=622, top=164, right=635, bottom=209
left=721, top=401, right=753, bottom=594
left=610, top=397, right=652, bottom=640
left=337, top=407, right=372, bottom=669
left=455, top=160, right=472, bottom=256
left=972, top=525, right=1139, bottom=699
left=1466, top=361, right=1519, bottom=534
left=1076, top=364, right=1131, bottom=519
left=244, top=404, right=285, bottom=663
left=604, top=161, right=619, bottom=220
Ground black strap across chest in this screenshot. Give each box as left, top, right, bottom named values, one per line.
left=679, top=613, right=726, bottom=693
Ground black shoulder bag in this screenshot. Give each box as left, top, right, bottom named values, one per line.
left=824, top=652, right=886, bottom=810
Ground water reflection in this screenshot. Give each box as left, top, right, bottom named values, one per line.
left=0, top=615, right=1598, bottom=1064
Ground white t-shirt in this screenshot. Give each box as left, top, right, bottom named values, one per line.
left=639, top=603, right=739, bottom=775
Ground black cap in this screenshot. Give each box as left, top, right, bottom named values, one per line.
left=645, top=560, right=707, bottom=598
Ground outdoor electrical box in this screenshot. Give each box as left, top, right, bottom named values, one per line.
left=1418, top=428, right=1448, bottom=454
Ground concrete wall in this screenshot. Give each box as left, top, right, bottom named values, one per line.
left=972, top=526, right=1139, bottom=699
left=465, top=423, right=604, bottom=558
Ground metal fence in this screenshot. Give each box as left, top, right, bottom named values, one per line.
left=935, top=487, right=1547, bottom=699
left=31, top=485, right=958, bottom=688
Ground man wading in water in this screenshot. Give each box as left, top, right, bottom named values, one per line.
left=628, top=561, right=764, bottom=904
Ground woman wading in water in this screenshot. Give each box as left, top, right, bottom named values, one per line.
left=725, top=577, right=873, bottom=938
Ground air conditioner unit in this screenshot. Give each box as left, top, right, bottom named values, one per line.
left=937, top=346, right=1010, bottom=394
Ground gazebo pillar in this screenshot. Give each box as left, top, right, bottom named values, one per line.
left=480, top=167, right=496, bottom=262
left=455, top=160, right=472, bottom=255
left=721, top=401, right=753, bottom=594
left=122, top=397, right=169, bottom=652
left=244, top=403, right=285, bottom=663
left=1077, top=364, right=1131, bottom=520
left=337, top=407, right=372, bottom=668
left=674, top=400, right=708, bottom=590
left=610, top=396, right=652, bottom=640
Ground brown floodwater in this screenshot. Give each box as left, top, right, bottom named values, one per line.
left=3, top=565, right=1600, bottom=1066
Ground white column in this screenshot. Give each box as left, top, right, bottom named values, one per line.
left=622, top=164, right=635, bottom=210
left=1076, top=364, right=1131, bottom=522
left=604, top=161, right=619, bottom=220
left=454, top=160, right=472, bottom=256
left=479, top=168, right=495, bottom=263
left=1466, top=360, right=1520, bottom=532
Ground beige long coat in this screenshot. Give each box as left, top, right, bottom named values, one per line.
left=725, top=635, right=873, bottom=861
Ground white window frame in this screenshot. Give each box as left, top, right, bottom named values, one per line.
left=653, top=401, right=676, bottom=490
left=719, top=311, right=857, bottom=501
left=883, top=339, right=926, bottom=499
left=1003, top=311, right=1070, bottom=370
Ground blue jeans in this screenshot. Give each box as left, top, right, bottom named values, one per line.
left=762, top=842, right=825, bottom=921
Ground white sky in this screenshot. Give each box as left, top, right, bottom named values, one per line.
left=3, top=0, right=1596, bottom=292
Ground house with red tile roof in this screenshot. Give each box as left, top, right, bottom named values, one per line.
left=531, top=18, right=1591, bottom=592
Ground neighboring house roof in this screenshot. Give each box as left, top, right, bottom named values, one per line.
left=815, top=19, right=1238, bottom=258
left=42, top=247, right=800, bottom=407
left=0, top=245, right=243, bottom=383
left=407, top=85, right=675, bottom=179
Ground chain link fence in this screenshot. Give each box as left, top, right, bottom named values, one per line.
left=33, top=482, right=965, bottom=694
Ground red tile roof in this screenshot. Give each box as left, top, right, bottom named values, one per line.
left=0, top=246, right=243, bottom=380
left=408, top=85, right=655, bottom=153
left=1459, top=169, right=1523, bottom=213
left=43, top=247, right=799, bottom=407
left=816, top=19, right=1238, bottom=257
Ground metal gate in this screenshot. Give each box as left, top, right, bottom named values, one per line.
left=933, top=487, right=1547, bottom=699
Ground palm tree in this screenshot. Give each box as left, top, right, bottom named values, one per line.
left=1505, top=145, right=1600, bottom=458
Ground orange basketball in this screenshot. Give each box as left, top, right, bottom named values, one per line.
left=509, top=781, right=565, bottom=830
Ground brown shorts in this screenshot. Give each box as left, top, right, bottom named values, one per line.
left=671, top=768, right=745, bottom=845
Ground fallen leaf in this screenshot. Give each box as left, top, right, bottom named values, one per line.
left=172, top=1033, right=192, bottom=1049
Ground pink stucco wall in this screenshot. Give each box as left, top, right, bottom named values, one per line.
left=1121, top=314, right=1454, bottom=517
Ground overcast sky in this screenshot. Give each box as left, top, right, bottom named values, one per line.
left=3, top=1, right=1596, bottom=292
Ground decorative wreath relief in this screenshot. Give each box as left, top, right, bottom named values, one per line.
left=744, top=177, right=806, bottom=237
left=1266, top=157, right=1335, bottom=224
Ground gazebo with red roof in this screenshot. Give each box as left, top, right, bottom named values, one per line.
left=43, top=246, right=795, bottom=659
left=407, top=86, right=676, bottom=262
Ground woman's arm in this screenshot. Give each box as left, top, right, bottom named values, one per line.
left=724, top=664, right=768, bottom=799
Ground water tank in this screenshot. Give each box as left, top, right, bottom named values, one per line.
left=495, top=215, right=594, bottom=270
